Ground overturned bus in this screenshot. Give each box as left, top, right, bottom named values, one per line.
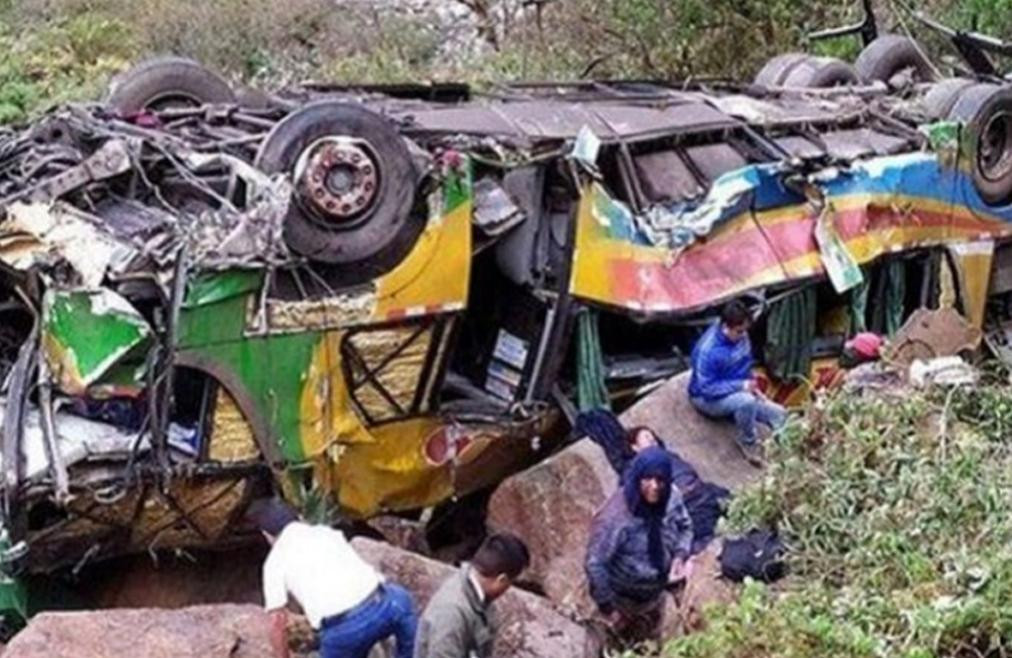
left=1, top=54, right=1011, bottom=587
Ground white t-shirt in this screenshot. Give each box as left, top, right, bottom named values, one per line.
left=262, top=522, right=381, bottom=628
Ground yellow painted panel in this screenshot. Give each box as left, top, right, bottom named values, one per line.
left=374, top=199, right=472, bottom=317
left=208, top=388, right=260, bottom=462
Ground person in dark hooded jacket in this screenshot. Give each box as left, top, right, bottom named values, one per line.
left=576, top=409, right=729, bottom=555
left=584, top=446, right=693, bottom=637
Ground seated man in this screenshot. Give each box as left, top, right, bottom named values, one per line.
left=585, top=446, right=693, bottom=643
left=688, top=300, right=786, bottom=465
left=246, top=498, right=417, bottom=658
left=415, top=533, right=530, bottom=658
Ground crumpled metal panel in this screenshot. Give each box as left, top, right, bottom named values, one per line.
left=0, top=398, right=141, bottom=482
left=42, top=289, right=151, bottom=396
left=128, top=478, right=249, bottom=549
left=0, top=202, right=137, bottom=287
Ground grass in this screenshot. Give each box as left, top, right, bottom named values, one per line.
left=648, top=365, right=1012, bottom=658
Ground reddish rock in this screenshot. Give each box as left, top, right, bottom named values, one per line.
left=351, top=537, right=601, bottom=658
left=677, top=540, right=738, bottom=633
left=486, top=371, right=755, bottom=621
left=4, top=604, right=273, bottom=658
left=367, top=515, right=430, bottom=554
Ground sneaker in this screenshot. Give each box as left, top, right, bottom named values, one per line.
left=736, top=440, right=765, bottom=468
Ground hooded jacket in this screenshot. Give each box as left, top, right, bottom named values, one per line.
left=585, top=448, right=693, bottom=614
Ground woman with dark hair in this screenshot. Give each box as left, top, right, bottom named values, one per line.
left=576, top=409, right=729, bottom=555
left=585, top=446, right=693, bottom=637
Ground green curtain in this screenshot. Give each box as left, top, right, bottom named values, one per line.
left=764, top=286, right=816, bottom=382
left=849, top=274, right=869, bottom=336
left=576, top=309, right=610, bottom=412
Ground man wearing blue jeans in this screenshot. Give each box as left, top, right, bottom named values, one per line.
left=246, top=498, right=417, bottom=658
left=688, top=300, right=786, bottom=466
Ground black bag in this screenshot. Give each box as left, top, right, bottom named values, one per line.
left=719, top=529, right=786, bottom=582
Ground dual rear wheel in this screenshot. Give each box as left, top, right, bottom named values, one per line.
left=107, top=57, right=423, bottom=278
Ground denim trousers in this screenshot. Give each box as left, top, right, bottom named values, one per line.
left=319, top=583, right=417, bottom=658
left=690, top=392, right=786, bottom=445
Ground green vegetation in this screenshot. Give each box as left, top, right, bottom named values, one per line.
left=2, top=0, right=1012, bottom=124
left=656, top=368, right=1012, bottom=658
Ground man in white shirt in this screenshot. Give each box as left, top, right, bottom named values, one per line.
left=246, top=498, right=417, bottom=658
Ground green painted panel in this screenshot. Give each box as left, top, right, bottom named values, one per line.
left=443, top=157, right=473, bottom=213
left=179, top=294, right=319, bottom=462
left=44, top=290, right=151, bottom=386
left=178, top=292, right=251, bottom=348
left=184, top=269, right=264, bottom=308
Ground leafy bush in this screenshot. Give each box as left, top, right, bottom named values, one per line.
left=659, top=372, right=1012, bottom=658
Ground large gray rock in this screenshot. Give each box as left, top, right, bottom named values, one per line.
left=351, top=537, right=601, bottom=658
left=486, top=371, right=756, bottom=620
left=5, top=604, right=273, bottom=658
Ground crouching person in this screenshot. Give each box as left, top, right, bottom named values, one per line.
left=585, top=447, right=693, bottom=642
left=415, top=533, right=530, bottom=658
left=246, top=498, right=417, bottom=658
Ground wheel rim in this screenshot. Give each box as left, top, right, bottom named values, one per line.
left=977, top=110, right=1012, bottom=184
left=293, top=136, right=382, bottom=229
left=143, top=90, right=208, bottom=112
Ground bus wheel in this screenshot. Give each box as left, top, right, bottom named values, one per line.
left=254, top=100, right=423, bottom=272
left=855, top=34, right=935, bottom=85
left=948, top=84, right=1012, bottom=205
left=922, top=78, right=975, bottom=120
left=754, top=53, right=809, bottom=87
left=780, top=55, right=859, bottom=88
left=106, top=57, right=236, bottom=113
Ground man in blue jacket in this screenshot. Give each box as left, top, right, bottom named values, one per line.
left=688, top=300, right=785, bottom=465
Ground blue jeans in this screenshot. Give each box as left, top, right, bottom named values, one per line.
left=690, top=392, right=786, bottom=446
left=319, top=584, right=417, bottom=658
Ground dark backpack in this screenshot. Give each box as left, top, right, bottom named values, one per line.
left=719, top=529, right=786, bottom=582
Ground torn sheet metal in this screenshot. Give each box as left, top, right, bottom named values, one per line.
left=632, top=164, right=770, bottom=252
left=184, top=269, right=264, bottom=308
left=0, top=398, right=144, bottom=482
left=2, top=139, right=135, bottom=206
left=472, top=177, right=525, bottom=236
left=179, top=153, right=292, bottom=267
left=0, top=202, right=136, bottom=287
left=42, top=289, right=151, bottom=396
left=570, top=125, right=601, bottom=166
left=806, top=182, right=864, bottom=294
left=883, top=307, right=982, bottom=367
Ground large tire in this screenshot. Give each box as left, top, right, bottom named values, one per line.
left=855, top=34, right=935, bottom=84
left=255, top=101, right=422, bottom=270
left=948, top=83, right=1012, bottom=205
left=106, top=57, right=236, bottom=113
left=754, top=53, right=809, bottom=87
left=781, top=56, right=859, bottom=88
left=922, top=78, right=975, bottom=120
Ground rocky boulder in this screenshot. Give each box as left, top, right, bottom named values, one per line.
left=351, top=537, right=601, bottom=658
left=486, top=371, right=756, bottom=620
left=4, top=604, right=273, bottom=658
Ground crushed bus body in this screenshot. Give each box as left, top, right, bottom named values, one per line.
left=1, top=56, right=1012, bottom=585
